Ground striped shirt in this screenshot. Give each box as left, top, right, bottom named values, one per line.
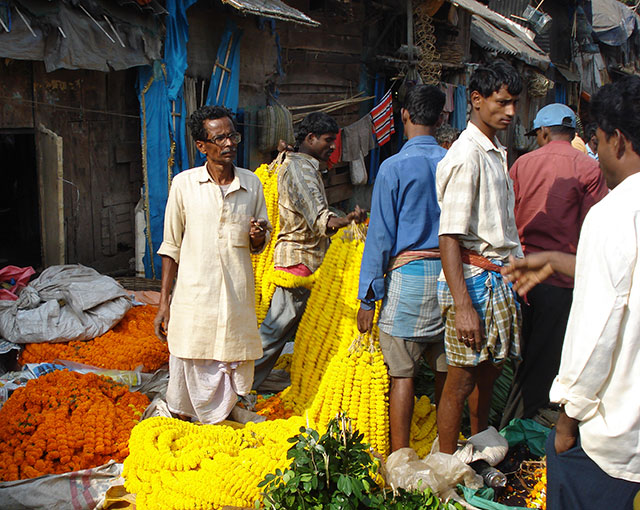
left=437, top=121, right=522, bottom=277
left=273, top=152, right=335, bottom=272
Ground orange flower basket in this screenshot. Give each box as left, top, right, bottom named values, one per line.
left=0, top=370, right=150, bottom=481
left=19, top=305, right=169, bottom=372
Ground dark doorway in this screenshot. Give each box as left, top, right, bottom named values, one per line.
left=0, top=131, right=42, bottom=269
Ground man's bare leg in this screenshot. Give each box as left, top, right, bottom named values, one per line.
left=389, top=377, right=415, bottom=452
left=434, top=370, right=447, bottom=407
left=436, top=365, right=476, bottom=454
left=467, top=361, right=501, bottom=435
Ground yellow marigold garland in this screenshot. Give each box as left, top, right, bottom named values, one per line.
left=124, top=416, right=309, bottom=509
left=526, top=463, right=547, bottom=509
left=19, top=305, right=168, bottom=372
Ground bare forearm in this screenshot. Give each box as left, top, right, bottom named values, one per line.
left=548, top=251, right=576, bottom=278
left=440, top=235, right=471, bottom=307
left=159, top=255, right=178, bottom=307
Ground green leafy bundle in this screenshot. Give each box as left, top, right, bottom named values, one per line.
left=258, top=413, right=463, bottom=510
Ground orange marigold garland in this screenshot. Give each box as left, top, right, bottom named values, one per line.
left=0, top=369, right=149, bottom=481
left=19, top=305, right=168, bottom=372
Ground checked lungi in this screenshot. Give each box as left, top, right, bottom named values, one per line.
left=379, top=252, right=444, bottom=340
left=437, top=253, right=521, bottom=367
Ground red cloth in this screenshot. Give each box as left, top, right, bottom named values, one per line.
left=327, top=130, right=342, bottom=169
left=509, top=140, right=608, bottom=288
left=0, top=265, right=35, bottom=300
left=274, top=264, right=313, bottom=277
left=370, top=89, right=395, bottom=147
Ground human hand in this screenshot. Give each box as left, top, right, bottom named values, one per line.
left=455, top=303, right=484, bottom=352
left=357, top=307, right=375, bottom=333
left=154, top=305, right=170, bottom=342
left=249, top=217, right=268, bottom=247
left=554, top=409, right=579, bottom=454
left=346, top=205, right=368, bottom=224
left=501, top=254, right=554, bottom=296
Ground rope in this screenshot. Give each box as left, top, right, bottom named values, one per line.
left=414, top=2, right=441, bottom=85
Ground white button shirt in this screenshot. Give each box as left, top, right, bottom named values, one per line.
left=550, top=171, right=640, bottom=482
left=158, top=165, right=270, bottom=361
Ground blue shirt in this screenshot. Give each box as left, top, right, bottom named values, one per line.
left=358, top=135, right=446, bottom=310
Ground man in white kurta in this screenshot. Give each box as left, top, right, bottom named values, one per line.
left=155, top=106, right=270, bottom=424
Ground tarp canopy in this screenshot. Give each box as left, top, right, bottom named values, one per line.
left=221, top=0, right=319, bottom=26
left=471, top=14, right=550, bottom=70
left=0, top=0, right=163, bottom=71
left=592, top=0, right=640, bottom=46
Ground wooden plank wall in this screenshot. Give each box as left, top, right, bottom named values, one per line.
left=0, top=59, right=141, bottom=274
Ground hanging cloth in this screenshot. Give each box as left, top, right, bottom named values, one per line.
left=370, top=89, right=395, bottom=147
left=452, top=85, right=467, bottom=131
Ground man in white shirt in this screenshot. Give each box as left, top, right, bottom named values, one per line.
left=153, top=105, right=270, bottom=424
left=502, top=76, right=640, bottom=508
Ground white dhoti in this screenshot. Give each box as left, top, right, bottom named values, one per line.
left=166, top=355, right=254, bottom=424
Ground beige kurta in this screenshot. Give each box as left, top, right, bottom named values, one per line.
left=158, top=165, right=270, bottom=361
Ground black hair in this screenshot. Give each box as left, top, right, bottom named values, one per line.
left=549, top=125, right=575, bottom=138
left=584, top=122, right=598, bottom=139
left=591, top=76, right=640, bottom=156
left=402, top=84, right=445, bottom=126
left=187, top=105, right=236, bottom=141
left=470, top=60, right=523, bottom=98
left=294, top=112, right=339, bottom=147
left=435, top=124, right=460, bottom=145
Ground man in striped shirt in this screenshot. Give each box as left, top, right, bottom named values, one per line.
left=252, top=112, right=367, bottom=390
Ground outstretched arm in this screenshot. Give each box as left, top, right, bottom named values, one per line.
left=501, top=252, right=576, bottom=295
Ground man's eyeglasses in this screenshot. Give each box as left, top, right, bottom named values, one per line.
left=204, top=132, right=242, bottom=146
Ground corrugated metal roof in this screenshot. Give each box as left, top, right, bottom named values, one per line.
left=487, top=0, right=530, bottom=22
left=471, top=14, right=550, bottom=69
left=221, top=0, right=320, bottom=26
left=449, top=0, right=538, bottom=46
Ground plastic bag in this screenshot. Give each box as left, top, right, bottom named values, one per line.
left=385, top=448, right=483, bottom=500
left=433, top=427, right=509, bottom=467
left=499, top=418, right=551, bottom=458
left=0, top=265, right=132, bottom=344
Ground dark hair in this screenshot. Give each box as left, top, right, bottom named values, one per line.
left=402, top=84, right=446, bottom=126
left=585, top=122, right=598, bottom=139
left=591, top=76, right=640, bottom=156
left=435, top=124, right=460, bottom=145
left=549, top=125, right=575, bottom=138
left=294, top=112, right=339, bottom=147
left=187, top=105, right=236, bottom=141
left=470, top=60, right=523, bottom=98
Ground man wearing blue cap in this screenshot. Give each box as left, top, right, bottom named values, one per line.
left=500, top=103, right=608, bottom=427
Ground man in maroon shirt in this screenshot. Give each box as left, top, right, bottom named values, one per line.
left=501, top=104, right=608, bottom=427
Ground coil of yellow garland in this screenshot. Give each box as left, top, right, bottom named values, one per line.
left=124, top=416, right=309, bottom=510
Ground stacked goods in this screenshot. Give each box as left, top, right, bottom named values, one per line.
left=123, top=415, right=308, bottom=510
left=306, top=335, right=389, bottom=456
left=19, top=305, right=168, bottom=372
left=281, top=226, right=369, bottom=413
left=0, top=370, right=149, bottom=481
left=410, top=396, right=438, bottom=457
left=252, top=162, right=282, bottom=325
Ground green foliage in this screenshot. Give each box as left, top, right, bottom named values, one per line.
left=258, top=413, right=464, bottom=510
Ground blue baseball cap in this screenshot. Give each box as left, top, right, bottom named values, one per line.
left=526, top=103, right=577, bottom=136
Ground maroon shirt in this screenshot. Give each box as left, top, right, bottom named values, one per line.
left=509, top=140, right=608, bottom=288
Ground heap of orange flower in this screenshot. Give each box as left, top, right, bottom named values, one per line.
left=0, top=369, right=149, bottom=481
left=254, top=394, right=295, bottom=421
left=19, top=305, right=168, bottom=372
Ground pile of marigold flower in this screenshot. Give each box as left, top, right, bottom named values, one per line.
left=0, top=369, right=149, bottom=481
left=526, top=463, right=547, bottom=509
left=19, top=305, right=168, bottom=372
left=255, top=394, right=295, bottom=420
left=123, top=415, right=309, bottom=510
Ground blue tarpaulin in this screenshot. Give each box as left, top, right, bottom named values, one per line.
left=139, top=0, right=197, bottom=278
left=194, top=20, right=243, bottom=166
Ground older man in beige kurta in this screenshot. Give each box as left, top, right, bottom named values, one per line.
left=158, top=164, right=270, bottom=423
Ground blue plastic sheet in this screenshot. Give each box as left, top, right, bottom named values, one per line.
left=164, top=0, right=198, bottom=101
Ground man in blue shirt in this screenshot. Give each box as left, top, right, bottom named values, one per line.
left=357, top=84, right=447, bottom=452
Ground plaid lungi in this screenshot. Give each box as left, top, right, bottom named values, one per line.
left=437, top=265, right=521, bottom=367
left=379, top=258, right=444, bottom=340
